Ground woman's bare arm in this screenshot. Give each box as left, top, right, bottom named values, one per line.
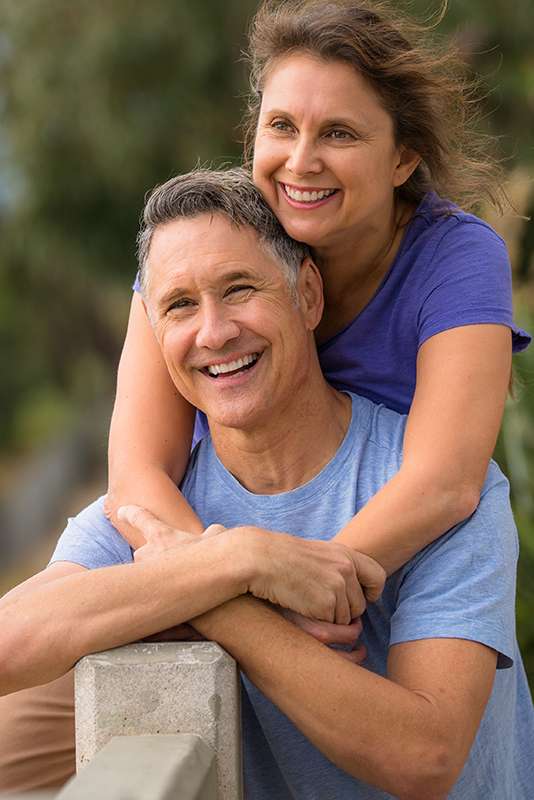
left=334, top=324, right=511, bottom=573
left=107, top=293, right=203, bottom=547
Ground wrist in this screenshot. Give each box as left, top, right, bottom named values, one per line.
left=224, top=526, right=269, bottom=594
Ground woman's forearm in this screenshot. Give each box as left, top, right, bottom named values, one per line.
left=334, top=463, right=478, bottom=575
left=107, top=292, right=202, bottom=547
left=340, top=325, right=511, bottom=575
left=106, top=465, right=204, bottom=547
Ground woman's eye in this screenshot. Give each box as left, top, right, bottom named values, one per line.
left=270, top=118, right=293, bottom=133
left=325, top=129, right=355, bottom=141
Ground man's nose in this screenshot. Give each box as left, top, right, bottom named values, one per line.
left=195, top=300, right=240, bottom=351
left=285, top=135, right=322, bottom=177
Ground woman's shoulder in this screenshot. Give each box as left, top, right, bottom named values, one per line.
left=409, top=192, right=507, bottom=256
left=397, top=192, right=510, bottom=291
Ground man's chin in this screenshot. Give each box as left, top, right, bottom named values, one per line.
left=202, top=402, right=264, bottom=434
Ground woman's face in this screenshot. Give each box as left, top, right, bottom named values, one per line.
left=252, top=53, right=418, bottom=253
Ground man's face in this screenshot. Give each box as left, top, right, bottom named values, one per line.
left=146, top=214, right=321, bottom=431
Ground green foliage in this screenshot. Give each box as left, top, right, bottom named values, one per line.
left=0, top=0, right=257, bottom=447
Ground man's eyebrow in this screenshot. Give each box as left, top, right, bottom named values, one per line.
left=222, top=269, right=259, bottom=283
left=157, top=284, right=189, bottom=310
left=156, top=269, right=260, bottom=309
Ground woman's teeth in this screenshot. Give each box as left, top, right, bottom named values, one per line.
left=207, top=353, right=259, bottom=377
left=283, top=185, right=337, bottom=203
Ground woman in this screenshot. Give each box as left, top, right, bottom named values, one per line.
left=108, top=0, right=528, bottom=573
left=0, top=0, right=529, bottom=793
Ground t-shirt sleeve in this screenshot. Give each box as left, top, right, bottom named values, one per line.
left=49, top=496, right=133, bottom=569
left=389, top=463, right=518, bottom=668
left=417, top=221, right=531, bottom=353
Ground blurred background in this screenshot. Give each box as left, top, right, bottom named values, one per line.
left=0, top=1, right=533, bottom=685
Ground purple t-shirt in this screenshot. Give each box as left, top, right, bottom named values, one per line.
left=134, top=192, right=530, bottom=437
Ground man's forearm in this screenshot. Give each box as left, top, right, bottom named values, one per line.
left=193, top=597, right=456, bottom=800
left=0, top=537, right=244, bottom=696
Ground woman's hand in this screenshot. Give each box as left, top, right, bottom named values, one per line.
left=281, top=610, right=367, bottom=664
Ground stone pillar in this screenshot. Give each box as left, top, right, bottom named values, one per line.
left=74, top=642, right=242, bottom=800
left=57, top=735, right=216, bottom=800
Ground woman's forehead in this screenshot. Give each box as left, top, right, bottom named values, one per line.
left=260, top=53, right=391, bottom=129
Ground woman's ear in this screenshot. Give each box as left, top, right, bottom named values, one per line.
left=296, top=257, right=324, bottom=330
left=393, top=144, right=421, bottom=187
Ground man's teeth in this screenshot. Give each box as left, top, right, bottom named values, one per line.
left=283, top=185, right=336, bottom=203
left=207, top=353, right=258, bottom=377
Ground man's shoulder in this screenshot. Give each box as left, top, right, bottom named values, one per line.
left=49, top=496, right=133, bottom=569
left=347, top=392, right=406, bottom=462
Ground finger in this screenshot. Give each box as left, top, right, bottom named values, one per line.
left=117, top=505, right=176, bottom=540
left=334, top=581, right=352, bottom=625
left=345, top=561, right=367, bottom=620
left=344, top=569, right=366, bottom=621
left=352, top=552, right=386, bottom=603
left=336, top=644, right=367, bottom=665
left=306, top=618, right=362, bottom=645
left=202, top=524, right=226, bottom=539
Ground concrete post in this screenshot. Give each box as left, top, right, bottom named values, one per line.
left=57, top=735, right=216, bottom=800
left=74, top=642, right=242, bottom=800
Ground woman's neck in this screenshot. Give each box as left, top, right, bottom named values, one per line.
left=314, top=200, right=414, bottom=343
left=316, top=199, right=412, bottom=300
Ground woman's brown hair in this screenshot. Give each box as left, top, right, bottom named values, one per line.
left=243, top=0, right=507, bottom=213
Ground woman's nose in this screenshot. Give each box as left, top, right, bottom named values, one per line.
left=285, top=136, right=322, bottom=177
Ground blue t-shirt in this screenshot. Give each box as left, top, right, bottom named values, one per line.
left=51, top=393, right=534, bottom=799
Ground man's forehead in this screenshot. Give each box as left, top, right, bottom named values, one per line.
left=147, top=215, right=277, bottom=302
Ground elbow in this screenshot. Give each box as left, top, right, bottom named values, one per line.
left=418, top=474, right=482, bottom=531
left=392, top=735, right=463, bottom=800
left=447, top=485, right=481, bottom=527
left=0, top=613, right=34, bottom=696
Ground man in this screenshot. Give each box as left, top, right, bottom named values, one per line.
left=1, top=168, right=533, bottom=799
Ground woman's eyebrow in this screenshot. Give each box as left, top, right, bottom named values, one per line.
left=261, top=107, right=365, bottom=129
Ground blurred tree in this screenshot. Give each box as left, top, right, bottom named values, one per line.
left=0, top=0, right=257, bottom=448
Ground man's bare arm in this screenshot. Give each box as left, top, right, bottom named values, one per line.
left=193, top=597, right=496, bottom=800
left=0, top=513, right=384, bottom=696
left=0, top=536, right=246, bottom=696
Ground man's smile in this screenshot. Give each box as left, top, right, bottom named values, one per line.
left=199, top=351, right=263, bottom=379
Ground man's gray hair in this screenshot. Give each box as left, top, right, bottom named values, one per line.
left=137, top=167, right=309, bottom=296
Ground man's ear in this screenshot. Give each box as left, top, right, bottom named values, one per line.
left=296, top=257, right=324, bottom=330
left=392, top=144, right=421, bottom=188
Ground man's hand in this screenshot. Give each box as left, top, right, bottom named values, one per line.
left=118, top=508, right=385, bottom=625
left=118, top=505, right=225, bottom=563
left=232, top=526, right=385, bottom=624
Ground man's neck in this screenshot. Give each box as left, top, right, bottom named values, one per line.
left=209, top=375, right=352, bottom=495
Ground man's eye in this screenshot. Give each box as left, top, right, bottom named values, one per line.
left=225, top=285, right=254, bottom=299
left=167, top=298, right=194, bottom=312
